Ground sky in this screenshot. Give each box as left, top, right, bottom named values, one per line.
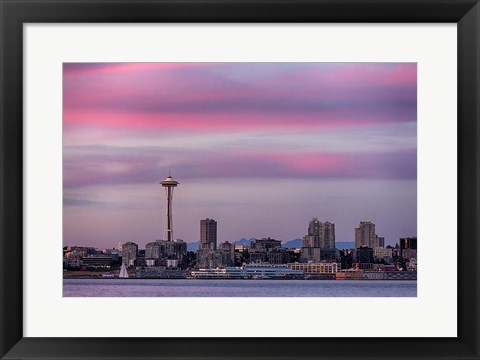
left=63, top=62, right=417, bottom=249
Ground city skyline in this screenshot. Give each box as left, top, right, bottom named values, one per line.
left=63, top=62, right=417, bottom=248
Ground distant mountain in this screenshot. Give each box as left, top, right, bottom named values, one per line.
left=282, top=238, right=302, bottom=248
left=336, top=242, right=355, bottom=250
left=233, top=238, right=255, bottom=246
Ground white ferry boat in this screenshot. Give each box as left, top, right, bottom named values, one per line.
left=190, top=264, right=303, bottom=279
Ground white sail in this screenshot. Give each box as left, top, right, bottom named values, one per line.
left=119, top=262, right=129, bottom=278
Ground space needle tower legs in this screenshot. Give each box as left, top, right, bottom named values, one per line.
left=160, top=175, right=179, bottom=242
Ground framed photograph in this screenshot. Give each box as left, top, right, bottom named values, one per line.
left=1, top=0, right=479, bottom=359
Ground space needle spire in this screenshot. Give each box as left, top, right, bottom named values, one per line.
left=160, top=174, right=179, bottom=241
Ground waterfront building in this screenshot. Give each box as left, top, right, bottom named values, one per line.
left=372, top=264, right=396, bottom=271
left=105, top=248, right=121, bottom=262
left=355, top=221, right=376, bottom=249
left=160, top=175, right=179, bottom=241
left=200, top=218, right=217, bottom=250
left=300, top=246, right=321, bottom=263
left=267, top=248, right=290, bottom=264
left=145, top=241, right=162, bottom=259
left=249, top=237, right=282, bottom=264
left=64, top=246, right=89, bottom=258
left=81, top=255, right=113, bottom=268
left=218, top=241, right=235, bottom=267
left=196, top=249, right=221, bottom=268
left=336, top=269, right=366, bottom=280
left=400, top=237, right=417, bottom=260
left=407, top=258, right=417, bottom=271
left=146, top=239, right=186, bottom=267
left=356, top=246, right=374, bottom=263
left=288, top=262, right=340, bottom=275
left=234, top=246, right=248, bottom=266
left=374, top=247, right=393, bottom=263
left=249, top=251, right=266, bottom=263
left=122, top=242, right=138, bottom=267
left=250, top=238, right=282, bottom=252
left=364, top=270, right=417, bottom=280
left=395, top=256, right=407, bottom=271
left=166, top=259, right=178, bottom=268
left=63, top=256, right=82, bottom=269
left=172, top=239, right=187, bottom=267
left=145, top=259, right=156, bottom=267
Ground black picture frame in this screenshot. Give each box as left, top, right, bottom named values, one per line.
left=1, top=1, right=479, bottom=359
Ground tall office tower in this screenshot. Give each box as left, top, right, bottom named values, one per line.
left=200, top=218, right=217, bottom=250
left=308, top=218, right=321, bottom=236
left=307, top=218, right=321, bottom=247
left=160, top=175, right=179, bottom=241
left=320, top=221, right=335, bottom=250
left=355, top=221, right=376, bottom=249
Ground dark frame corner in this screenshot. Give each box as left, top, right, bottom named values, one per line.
left=1, top=1, right=479, bottom=359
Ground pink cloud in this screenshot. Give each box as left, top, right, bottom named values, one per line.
left=63, top=146, right=416, bottom=189
left=63, top=63, right=209, bottom=77
left=63, top=109, right=409, bottom=139
left=63, top=63, right=416, bottom=140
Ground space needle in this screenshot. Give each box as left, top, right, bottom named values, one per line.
left=160, top=174, right=179, bottom=241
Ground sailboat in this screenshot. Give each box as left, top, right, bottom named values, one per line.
left=119, top=262, right=129, bottom=279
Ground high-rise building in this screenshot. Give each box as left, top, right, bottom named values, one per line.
left=218, top=241, right=235, bottom=266
left=306, top=219, right=335, bottom=250
left=355, top=221, right=376, bottom=249
left=122, top=242, right=138, bottom=267
left=200, top=218, right=217, bottom=250
left=308, top=218, right=321, bottom=237
left=160, top=175, right=179, bottom=241
left=303, top=219, right=336, bottom=262
left=320, top=221, right=335, bottom=250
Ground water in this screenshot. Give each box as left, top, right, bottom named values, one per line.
left=63, top=279, right=416, bottom=297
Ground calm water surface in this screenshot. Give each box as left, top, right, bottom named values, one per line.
left=63, top=279, right=416, bottom=297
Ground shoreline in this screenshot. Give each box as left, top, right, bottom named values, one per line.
left=63, top=276, right=417, bottom=281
